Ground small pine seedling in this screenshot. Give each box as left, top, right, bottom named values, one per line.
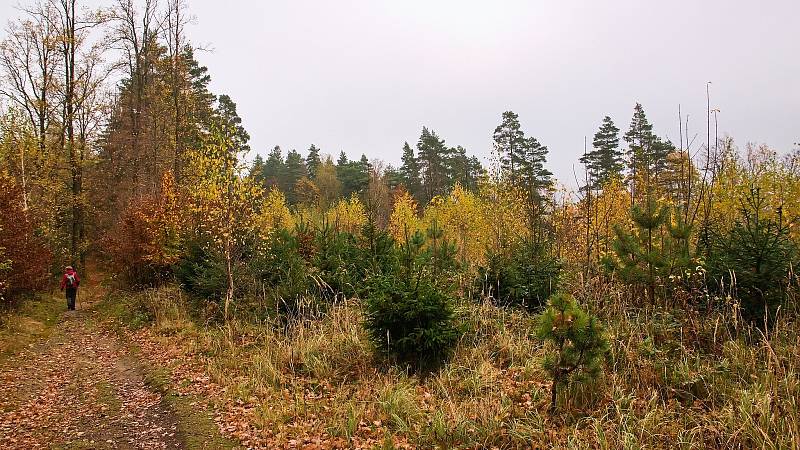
left=536, top=293, right=609, bottom=412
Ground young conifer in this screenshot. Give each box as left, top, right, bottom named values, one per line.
left=363, top=222, right=460, bottom=369
left=602, top=194, right=669, bottom=303
left=536, top=293, right=609, bottom=412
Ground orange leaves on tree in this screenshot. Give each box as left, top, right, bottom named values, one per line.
left=103, top=171, right=185, bottom=285
left=0, top=172, right=51, bottom=303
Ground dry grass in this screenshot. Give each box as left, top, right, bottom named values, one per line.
left=104, top=284, right=800, bottom=449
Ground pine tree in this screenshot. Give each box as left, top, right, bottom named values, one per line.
left=306, top=144, right=322, bottom=180
left=215, top=94, right=250, bottom=153
left=261, top=145, right=284, bottom=188
left=536, top=293, right=609, bottom=412
left=336, top=151, right=369, bottom=197
left=383, top=165, right=404, bottom=190
left=581, top=116, right=623, bottom=190
left=284, top=149, right=307, bottom=203
left=416, top=127, right=450, bottom=202
left=708, top=187, right=797, bottom=324
left=399, top=142, right=422, bottom=200
left=249, top=154, right=264, bottom=183
left=337, top=150, right=348, bottom=166
left=359, top=154, right=372, bottom=176
left=517, top=136, right=554, bottom=234
left=623, top=103, right=678, bottom=200
left=493, top=111, right=526, bottom=181
left=466, top=156, right=484, bottom=191
left=446, top=145, right=467, bottom=188
left=522, top=136, right=553, bottom=196
left=623, top=103, right=655, bottom=200
left=602, top=194, right=669, bottom=303
left=363, top=221, right=460, bottom=368
left=649, top=136, right=676, bottom=180
left=624, top=103, right=654, bottom=167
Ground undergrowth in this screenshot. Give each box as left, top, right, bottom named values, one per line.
left=101, top=284, right=800, bottom=449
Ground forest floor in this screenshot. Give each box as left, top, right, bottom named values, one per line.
left=0, top=288, right=234, bottom=450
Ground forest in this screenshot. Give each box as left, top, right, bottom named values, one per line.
left=0, top=1, right=799, bottom=449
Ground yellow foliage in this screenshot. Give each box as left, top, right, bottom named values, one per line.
left=477, top=180, right=530, bottom=258
left=326, top=195, right=366, bottom=235
left=388, top=191, right=422, bottom=242
left=710, top=144, right=800, bottom=239
left=255, top=188, right=294, bottom=239
left=423, top=184, right=490, bottom=269
left=184, top=124, right=261, bottom=245
left=553, top=178, right=632, bottom=268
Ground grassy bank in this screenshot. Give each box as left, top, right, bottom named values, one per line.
left=96, top=285, right=800, bottom=449
left=0, top=292, right=64, bottom=360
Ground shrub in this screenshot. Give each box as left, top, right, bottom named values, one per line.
left=707, top=187, right=797, bottom=324
left=313, top=217, right=396, bottom=301
left=313, top=223, right=360, bottom=299
left=357, top=217, right=398, bottom=279
left=363, top=224, right=460, bottom=368
left=248, top=228, right=319, bottom=319
left=478, top=240, right=561, bottom=311
left=536, top=293, right=609, bottom=412
left=173, top=238, right=229, bottom=303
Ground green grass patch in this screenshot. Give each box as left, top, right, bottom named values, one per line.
left=140, top=359, right=236, bottom=449
left=166, top=392, right=238, bottom=450
left=0, top=292, right=64, bottom=360
left=95, top=380, right=122, bottom=414
left=92, top=291, right=153, bottom=331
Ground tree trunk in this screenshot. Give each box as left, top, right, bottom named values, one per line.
left=63, top=0, right=79, bottom=267
left=224, top=236, right=234, bottom=321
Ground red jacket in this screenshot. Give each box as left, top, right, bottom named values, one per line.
left=60, top=269, right=80, bottom=290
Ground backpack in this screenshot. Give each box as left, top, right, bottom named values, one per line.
left=65, top=273, right=76, bottom=288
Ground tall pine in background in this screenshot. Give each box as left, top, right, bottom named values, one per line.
left=306, top=144, right=322, bottom=180
left=624, top=103, right=655, bottom=202
left=261, top=146, right=284, bottom=189
left=581, top=116, right=623, bottom=190
left=417, top=127, right=450, bottom=202
left=493, top=111, right=526, bottom=181
left=519, top=136, right=554, bottom=236
left=399, top=142, right=422, bottom=201
left=336, top=151, right=369, bottom=197
left=493, top=111, right=553, bottom=235
left=216, top=95, right=250, bottom=153
left=283, top=149, right=307, bottom=203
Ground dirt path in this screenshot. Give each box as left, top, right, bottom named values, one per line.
left=0, top=298, right=185, bottom=449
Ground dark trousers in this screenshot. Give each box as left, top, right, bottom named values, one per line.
left=66, top=288, right=77, bottom=310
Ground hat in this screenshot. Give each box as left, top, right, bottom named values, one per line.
left=65, top=266, right=74, bottom=271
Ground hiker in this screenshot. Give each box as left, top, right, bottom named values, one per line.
left=60, top=266, right=81, bottom=310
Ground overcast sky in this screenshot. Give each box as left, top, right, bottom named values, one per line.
left=2, top=0, right=798, bottom=186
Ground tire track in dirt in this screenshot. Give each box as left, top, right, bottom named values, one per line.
left=0, top=304, right=185, bottom=449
